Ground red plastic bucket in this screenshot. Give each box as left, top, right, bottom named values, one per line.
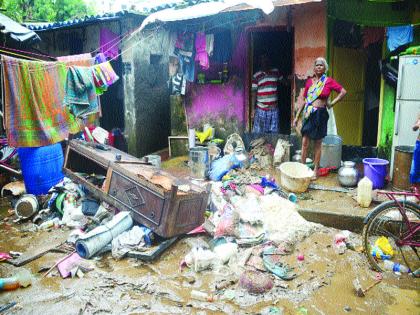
left=362, top=158, right=389, bottom=189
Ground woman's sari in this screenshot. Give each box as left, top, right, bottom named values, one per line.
left=303, top=74, right=327, bottom=121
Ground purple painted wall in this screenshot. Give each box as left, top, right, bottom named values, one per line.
left=185, top=30, right=247, bottom=138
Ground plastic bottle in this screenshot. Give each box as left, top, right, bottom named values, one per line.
left=357, top=176, right=372, bottom=208
left=39, top=217, right=60, bottom=230
left=0, top=269, right=32, bottom=291
left=383, top=260, right=410, bottom=273
left=191, top=290, right=216, bottom=302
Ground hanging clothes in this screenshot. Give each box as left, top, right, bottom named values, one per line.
left=206, top=34, right=214, bottom=57
left=100, top=28, right=120, bottom=59
left=94, top=53, right=107, bottom=64
left=212, top=30, right=232, bottom=63
left=386, top=25, right=413, bottom=52
left=170, top=73, right=186, bottom=95
left=1, top=55, right=81, bottom=147
left=174, top=31, right=195, bottom=58
left=179, top=56, right=195, bottom=83
left=92, top=61, right=119, bottom=95
left=195, top=32, right=209, bottom=70
left=362, top=27, right=385, bottom=48
left=56, top=53, right=94, bottom=67
left=64, top=66, right=99, bottom=118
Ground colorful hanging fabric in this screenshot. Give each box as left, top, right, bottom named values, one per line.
left=56, top=53, right=94, bottom=67
left=1, top=55, right=81, bottom=147
left=195, top=32, right=209, bottom=70
left=94, top=53, right=107, bottom=64
left=64, top=66, right=99, bottom=118
left=303, top=74, right=327, bottom=121
left=92, top=61, right=119, bottom=95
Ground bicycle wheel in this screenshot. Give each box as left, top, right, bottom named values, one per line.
left=363, top=200, right=420, bottom=273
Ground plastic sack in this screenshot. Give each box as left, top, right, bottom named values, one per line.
left=209, top=154, right=239, bottom=181
left=184, top=246, right=216, bottom=272
left=214, top=204, right=239, bottom=238
left=213, top=242, right=238, bottom=264
left=375, top=236, right=394, bottom=257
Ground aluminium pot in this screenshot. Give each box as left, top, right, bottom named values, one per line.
left=338, top=161, right=359, bottom=187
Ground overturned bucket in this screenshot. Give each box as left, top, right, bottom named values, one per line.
left=15, top=194, right=39, bottom=219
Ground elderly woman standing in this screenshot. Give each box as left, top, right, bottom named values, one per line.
left=293, top=57, right=347, bottom=178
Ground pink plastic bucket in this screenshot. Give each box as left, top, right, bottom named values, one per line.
left=362, top=158, right=389, bottom=189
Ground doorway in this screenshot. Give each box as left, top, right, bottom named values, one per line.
left=249, top=30, right=293, bottom=134
left=362, top=41, right=382, bottom=146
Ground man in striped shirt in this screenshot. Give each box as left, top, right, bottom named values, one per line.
left=251, top=53, right=282, bottom=133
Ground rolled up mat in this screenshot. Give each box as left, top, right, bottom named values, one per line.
left=76, top=212, right=133, bottom=259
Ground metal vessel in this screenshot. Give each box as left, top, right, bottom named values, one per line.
left=338, top=161, right=358, bottom=187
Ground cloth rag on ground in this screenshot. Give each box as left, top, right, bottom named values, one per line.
left=1, top=55, right=81, bottom=147
left=111, top=225, right=146, bottom=259
left=64, top=66, right=99, bottom=118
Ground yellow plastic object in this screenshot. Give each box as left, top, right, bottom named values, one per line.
left=375, top=236, right=394, bottom=257
left=196, top=128, right=213, bottom=144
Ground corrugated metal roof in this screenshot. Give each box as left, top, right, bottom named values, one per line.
left=24, top=11, right=144, bottom=31
left=0, top=13, right=40, bottom=42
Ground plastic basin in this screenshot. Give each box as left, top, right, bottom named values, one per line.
left=278, top=162, right=314, bottom=193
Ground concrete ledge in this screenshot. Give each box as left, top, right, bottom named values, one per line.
left=297, top=207, right=366, bottom=233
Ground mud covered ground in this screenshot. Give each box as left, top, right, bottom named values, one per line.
left=0, top=211, right=418, bottom=315
left=0, top=158, right=419, bottom=314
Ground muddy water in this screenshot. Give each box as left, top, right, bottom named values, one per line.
left=0, top=197, right=419, bottom=315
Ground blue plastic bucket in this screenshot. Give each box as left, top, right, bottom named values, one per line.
left=17, top=143, right=64, bottom=195
left=362, top=158, right=389, bottom=189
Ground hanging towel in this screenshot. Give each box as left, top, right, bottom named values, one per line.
left=174, top=31, right=195, bottom=58
left=64, top=66, right=99, bottom=118
left=94, top=53, right=107, bottom=64
left=1, top=55, right=81, bottom=147
left=100, top=28, right=120, bottom=59
left=92, top=65, right=108, bottom=95
left=386, top=25, right=413, bottom=52
left=56, top=53, right=94, bottom=67
left=206, top=34, right=214, bottom=57
left=98, top=62, right=119, bottom=86
left=92, top=62, right=119, bottom=95
left=195, top=32, right=209, bottom=70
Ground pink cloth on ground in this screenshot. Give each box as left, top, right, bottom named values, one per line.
left=195, top=32, right=209, bottom=70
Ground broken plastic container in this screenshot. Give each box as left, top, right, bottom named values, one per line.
left=0, top=269, right=32, bottom=291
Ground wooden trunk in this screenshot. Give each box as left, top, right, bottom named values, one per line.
left=64, top=140, right=210, bottom=238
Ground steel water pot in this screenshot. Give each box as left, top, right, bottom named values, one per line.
left=338, top=161, right=359, bottom=187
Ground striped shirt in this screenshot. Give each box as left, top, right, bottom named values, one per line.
left=252, top=68, right=282, bottom=110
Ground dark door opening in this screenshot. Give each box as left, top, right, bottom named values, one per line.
left=362, top=41, right=382, bottom=146
left=250, top=30, right=293, bottom=135
left=99, top=55, right=125, bottom=131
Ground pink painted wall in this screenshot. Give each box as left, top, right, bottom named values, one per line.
left=185, top=30, right=247, bottom=137
left=186, top=78, right=245, bottom=127
left=184, top=2, right=327, bottom=134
